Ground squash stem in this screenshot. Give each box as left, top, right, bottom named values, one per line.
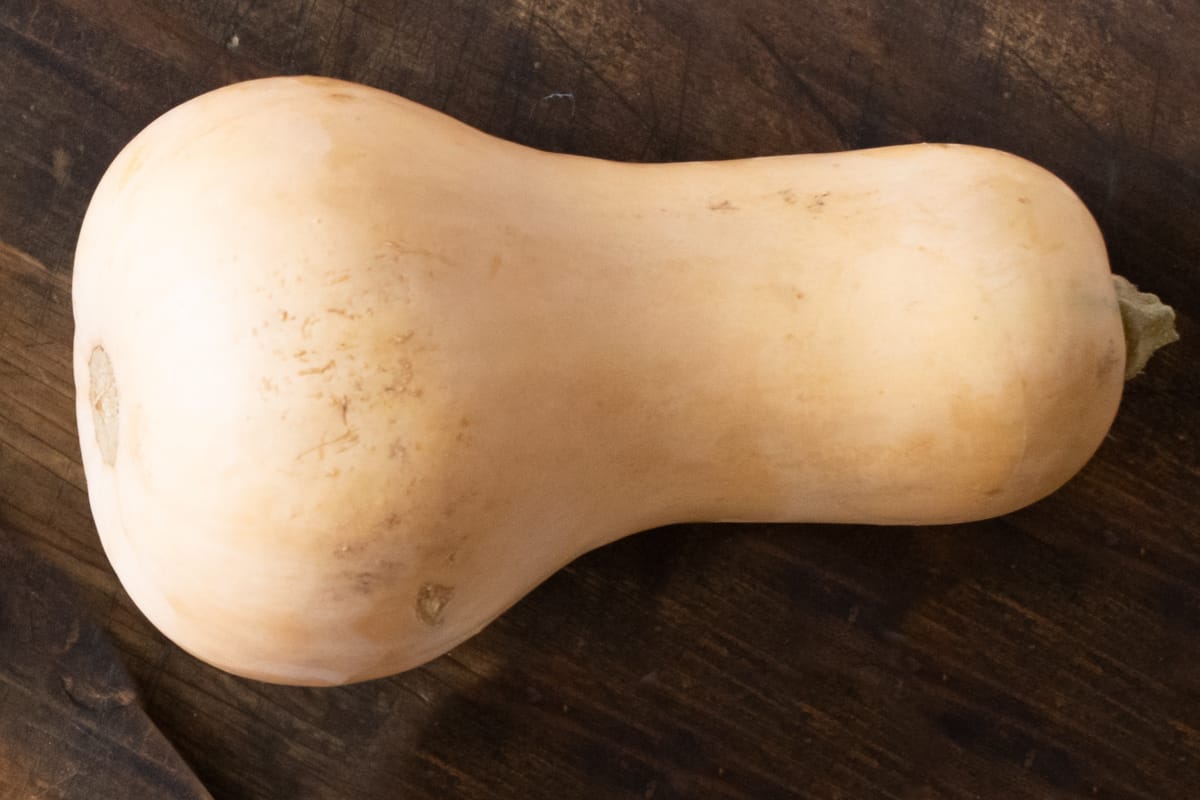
left=1114, top=275, right=1179, bottom=379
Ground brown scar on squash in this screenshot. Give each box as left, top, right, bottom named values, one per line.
left=298, top=360, right=336, bottom=376
left=333, top=394, right=350, bottom=424
left=416, top=583, right=454, bottom=626
left=294, top=428, right=360, bottom=462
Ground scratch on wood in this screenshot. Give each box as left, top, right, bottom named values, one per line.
left=317, top=0, right=351, bottom=71
left=743, top=21, right=849, bottom=145
left=501, top=0, right=542, bottom=139
left=50, top=147, right=71, bottom=188
left=535, top=16, right=653, bottom=133
left=1009, top=51, right=1106, bottom=145
left=938, top=0, right=967, bottom=54
left=440, top=0, right=488, bottom=111
left=637, top=82, right=664, bottom=160
left=670, top=30, right=694, bottom=157
left=1148, top=63, right=1162, bottom=151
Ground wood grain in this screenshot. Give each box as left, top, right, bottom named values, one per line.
left=0, top=529, right=211, bottom=799
left=1, top=1, right=1198, bottom=798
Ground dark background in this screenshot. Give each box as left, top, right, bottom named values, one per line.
left=1, top=1, right=1198, bottom=798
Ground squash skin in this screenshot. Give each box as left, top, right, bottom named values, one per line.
left=73, top=76, right=1123, bottom=685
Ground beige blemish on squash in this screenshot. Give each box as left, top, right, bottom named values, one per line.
left=334, top=540, right=369, bottom=557
left=393, top=359, right=415, bottom=393
left=298, top=359, right=335, bottom=376
left=416, top=583, right=454, bottom=626
left=88, top=346, right=119, bottom=466
left=117, top=148, right=143, bottom=190
left=807, top=191, right=832, bottom=211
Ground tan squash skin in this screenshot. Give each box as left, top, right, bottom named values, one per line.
left=73, top=76, right=1124, bottom=685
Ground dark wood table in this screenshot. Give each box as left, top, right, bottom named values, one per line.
left=2, top=2, right=1198, bottom=798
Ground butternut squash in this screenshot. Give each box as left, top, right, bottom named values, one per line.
left=73, top=76, right=1126, bottom=685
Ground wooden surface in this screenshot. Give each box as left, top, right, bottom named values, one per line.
left=0, top=530, right=212, bottom=799
left=1, top=1, right=1198, bottom=798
